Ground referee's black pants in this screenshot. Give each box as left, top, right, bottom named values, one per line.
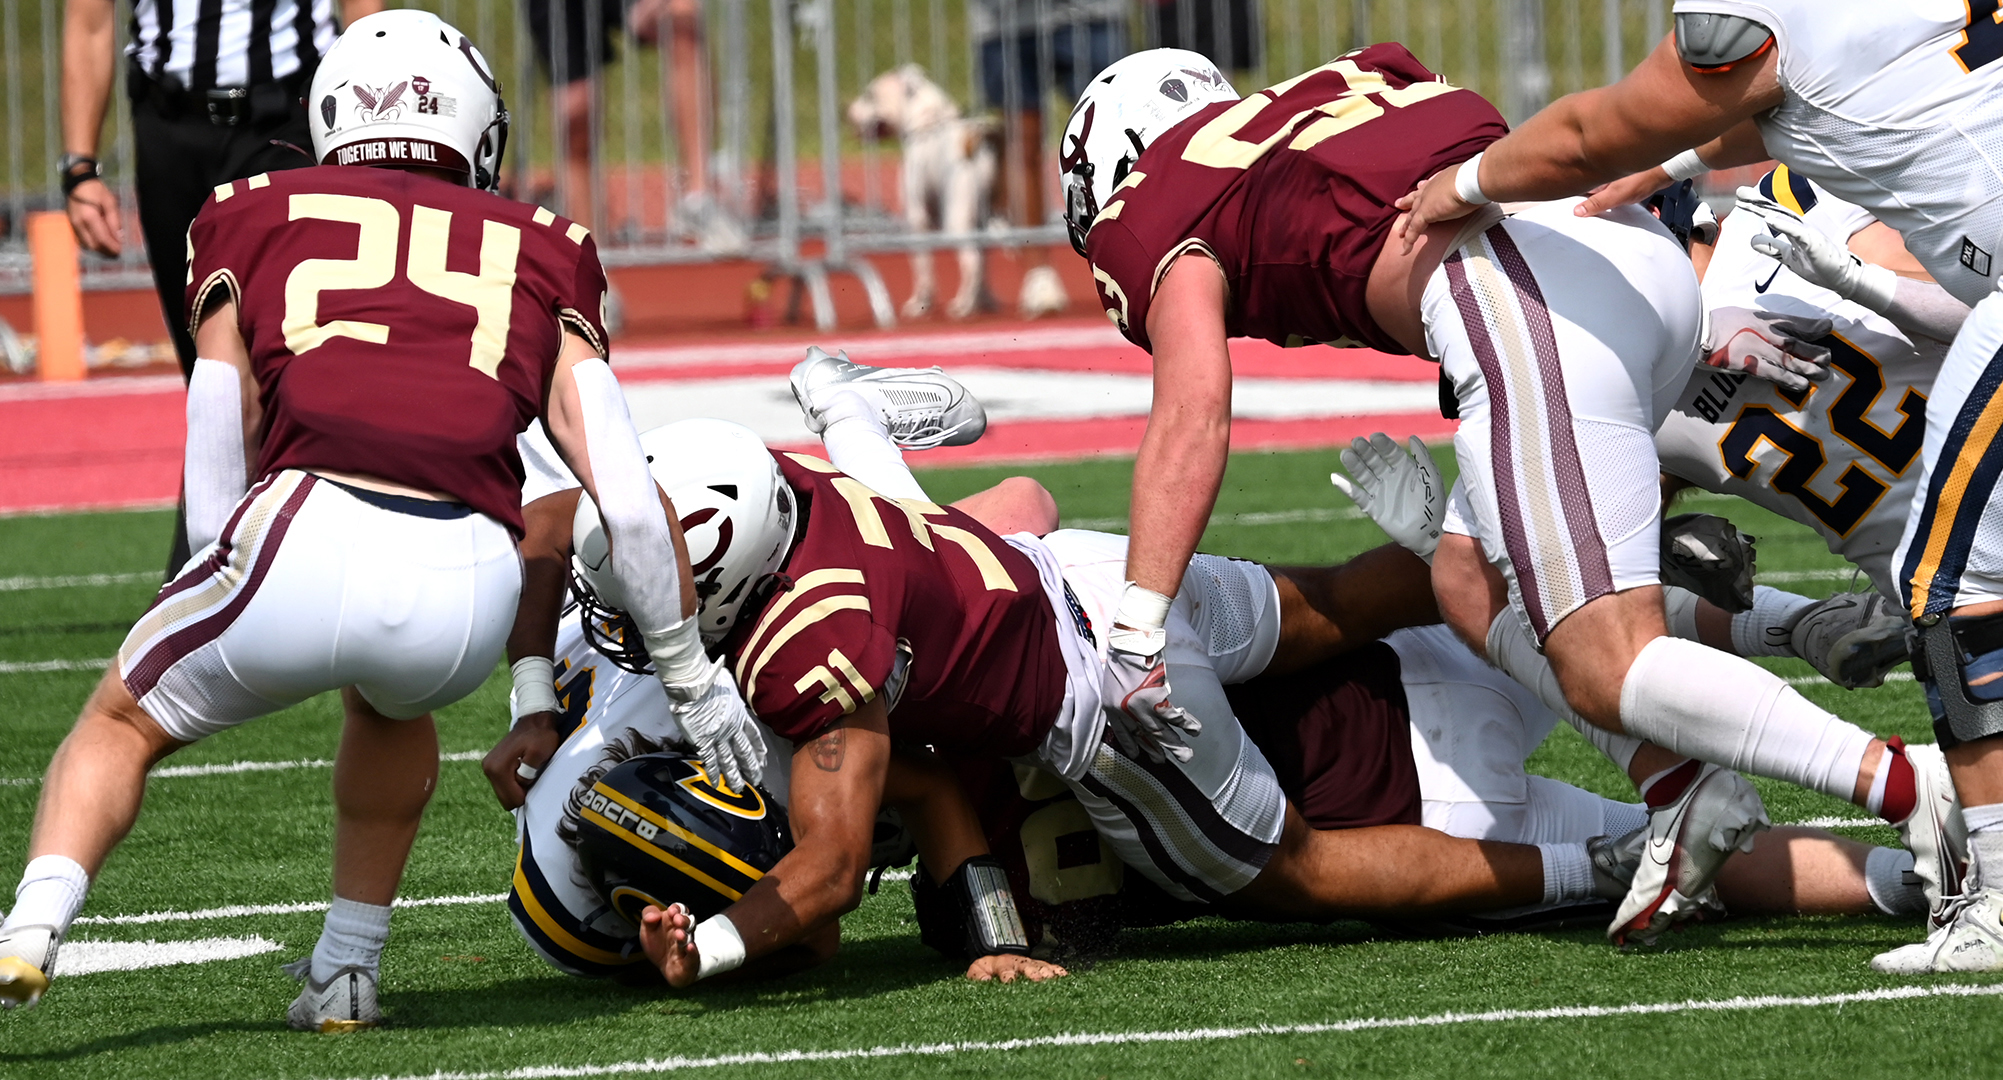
left=130, top=86, right=312, bottom=573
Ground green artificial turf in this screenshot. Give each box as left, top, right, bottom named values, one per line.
left=0, top=450, right=1990, bottom=1079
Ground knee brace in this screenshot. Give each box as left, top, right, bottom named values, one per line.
left=1914, top=612, right=2003, bottom=749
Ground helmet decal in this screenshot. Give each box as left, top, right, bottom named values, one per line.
left=320, top=94, right=337, bottom=128
left=351, top=81, right=410, bottom=123
left=457, top=35, right=500, bottom=91
left=1159, top=78, right=1188, bottom=102
left=1060, top=101, right=1095, bottom=173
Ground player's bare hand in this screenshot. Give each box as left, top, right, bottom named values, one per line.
left=1575, top=166, right=1671, bottom=217
left=1392, top=163, right=1478, bottom=255
left=482, top=712, right=560, bottom=810
left=65, top=178, right=123, bottom=258
left=639, top=902, right=702, bottom=988
left=966, top=954, right=1068, bottom=983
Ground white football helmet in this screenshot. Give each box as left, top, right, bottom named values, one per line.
left=309, top=9, right=509, bottom=192
left=1060, top=49, right=1237, bottom=257
left=572, top=420, right=797, bottom=659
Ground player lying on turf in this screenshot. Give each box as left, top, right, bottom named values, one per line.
left=490, top=357, right=1685, bottom=991
left=1061, top=46, right=1958, bottom=945
left=485, top=417, right=1067, bottom=985
left=495, top=374, right=1930, bottom=979
left=0, top=12, right=772, bottom=1027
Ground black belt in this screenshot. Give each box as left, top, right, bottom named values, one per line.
left=129, top=62, right=312, bottom=127
left=322, top=477, right=474, bottom=520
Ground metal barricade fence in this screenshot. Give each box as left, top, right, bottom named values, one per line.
left=0, top=0, right=1675, bottom=341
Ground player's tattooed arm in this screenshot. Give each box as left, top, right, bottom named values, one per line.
left=642, top=703, right=891, bottom=987
left=808, top=726, right=847, bottom=772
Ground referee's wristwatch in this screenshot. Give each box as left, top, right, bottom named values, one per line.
left=58, top=153, right=102, bottom=198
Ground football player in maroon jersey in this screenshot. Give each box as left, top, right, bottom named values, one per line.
left=1057, top=47, right=1952, bottom=947
left=0, top=11, right=765, bottom=1029
left=492, top=356, right=1652, bottom=992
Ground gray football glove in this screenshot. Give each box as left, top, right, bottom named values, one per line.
left=1660, top=512, right=1757, bottom=613
left=1331, top=433, right=1444, bottom=561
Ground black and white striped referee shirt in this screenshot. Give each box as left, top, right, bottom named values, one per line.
left=126, top=0, right=339, bottom=91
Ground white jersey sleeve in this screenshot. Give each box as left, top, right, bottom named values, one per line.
left=518, top=419, right=583, bottom=506
left=1674, top=0, right=2003, bottom=303
left=1656, top=191, right=1943, bottom=603
left=507, top=607, right=793, bottom=977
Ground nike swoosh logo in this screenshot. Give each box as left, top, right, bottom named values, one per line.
left=1753, top=264, right=1782, bottom=293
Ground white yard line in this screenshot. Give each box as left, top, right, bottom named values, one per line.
left=0, top=570, right=159, bottom=591
left=307, top=982, right=2003, bottom=1080
left=0, top=657, right=112, bottom=674
left=59, top=935, right=284, bottom=975
left=0, top=749, right=487, bottom=788
left=73, top=892, right=508, bottom=927
left=1784, top=671, right=1914, bottom=688
left=1756, top=569, right=1868, bottom=583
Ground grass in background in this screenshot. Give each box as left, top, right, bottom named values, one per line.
left=0, top=448, right=1986, bottom=1080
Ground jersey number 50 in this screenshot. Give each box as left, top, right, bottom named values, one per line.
left=282, top=193, right=520, bottom=379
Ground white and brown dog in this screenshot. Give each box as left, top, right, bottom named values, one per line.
left=849, top=65, right=998, bottom=320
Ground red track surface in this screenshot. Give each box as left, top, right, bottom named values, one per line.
left=0, top=324, right=1449, bottom=515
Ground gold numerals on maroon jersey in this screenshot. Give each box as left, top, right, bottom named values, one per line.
left=1177, top=59, right=1461, bottom=177
left=282, top=193, right=522, bottom=378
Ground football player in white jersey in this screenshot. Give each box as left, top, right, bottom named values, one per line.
left=1395, top=0, right=2003, bottom=971
left=1656, top=167, right=1949, bottom=671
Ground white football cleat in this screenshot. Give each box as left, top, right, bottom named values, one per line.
left=0, top=924, right=56, bottom=1010
left=1789, top=591, right=1911, bottom=689
left=285, top=958, right=382, bottom=1033
left=1871, top=886, right=2003, bottom=974
left=1890, top=739, right=1968, bottom=923
left=789, top=347, right=988, bottom=450
left=1609, top=763, right=1769, bottom=946
left=1588, top=826, right=1647, bottom=898
left=1018, top=265, right=1070, bottom=319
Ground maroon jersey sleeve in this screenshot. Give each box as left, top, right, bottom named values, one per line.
left=728, top=452, right=1069, bottom=755
left=1083, top=43, right=1507, bottom=355
left=185, top=166, right=609, bottom=535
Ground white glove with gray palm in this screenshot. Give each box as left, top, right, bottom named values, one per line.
left=1330, top=433, right=1444, bottom=561
left=659, top=653, right=767, bottom=792
left=1736, top=184, right=1898, bottom=310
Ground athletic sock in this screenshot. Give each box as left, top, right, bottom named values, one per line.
left=1618, top=636, right=1873, bottom=802
left=1663, top=586, right=1703, bottom=643
left=1537, top=842, right=1595, bottom=904
left=1636, top=759, right=1703, bottom=808
left=1864, top=846, right=1927, bottom=917
left=1486, top=611, right=1643, bottom=773
left=1730, top=586, right=1815, bottom=658
left=310, top=897, right=393, bottom=983
left=1964, top=803, right=2003, bottom=890
left=816, top=390, right=928, bottom=501
left=1863, top=737, right=1918, bottom=823
left=4, top=855, right=90, bottom=936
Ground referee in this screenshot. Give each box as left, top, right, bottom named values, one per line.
left=60, top=0, right=381, bottom=569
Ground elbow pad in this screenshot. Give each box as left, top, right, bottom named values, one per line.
left=184, top=357, right=248, bottom=555
left=1675, top=12, right=1774, bottom=71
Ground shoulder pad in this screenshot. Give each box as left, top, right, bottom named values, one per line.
left=1675, top=11, right=1773, bottom=71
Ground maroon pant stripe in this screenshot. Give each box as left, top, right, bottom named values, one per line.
left=144, top=473, right=285, bottom=614
left=125, top=475, right=318, bottom=701
left=1443, top=247, right=1551, bottom=638
left=1486, top=228, right=1615, bottom=601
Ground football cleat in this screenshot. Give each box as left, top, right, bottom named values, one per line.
left=1789, top=590, right=1911, bottom=689
left=1609, top=763, right=1769, bottom=946
left=1870, top=886, right=2003, bottom=974
left=789, top=347, right=988, bottom=450
left=1890, top=740, right=1968, bottom=924
left=285, top=957, right=382, bottom=1033
left=0, top=924, right=56, bottom=1009
left=1587, top=826, right=1648, bottom=899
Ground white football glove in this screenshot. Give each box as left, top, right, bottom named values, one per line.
left=1736, top=185, right=1897, bottom=311
left=1100, top=584, right=1200, bottom=765
left=1701, top=306, right=1834, bottom=394
left=1330, top=433, right=1444, bottom=562
left=662, top=655, right=767, bottom=792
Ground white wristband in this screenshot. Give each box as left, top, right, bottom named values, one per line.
left=509, top=656, right=558, bottom=721
left=692, top=913, right=746, bottom=980
left=1453, top=152, right=1490, bottom=206
left=1660, top=148, right=1708, bottom=183
left=1850, top=262, right=1899, bottom=313
left=1113, top=582, right=1175, bottom=634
